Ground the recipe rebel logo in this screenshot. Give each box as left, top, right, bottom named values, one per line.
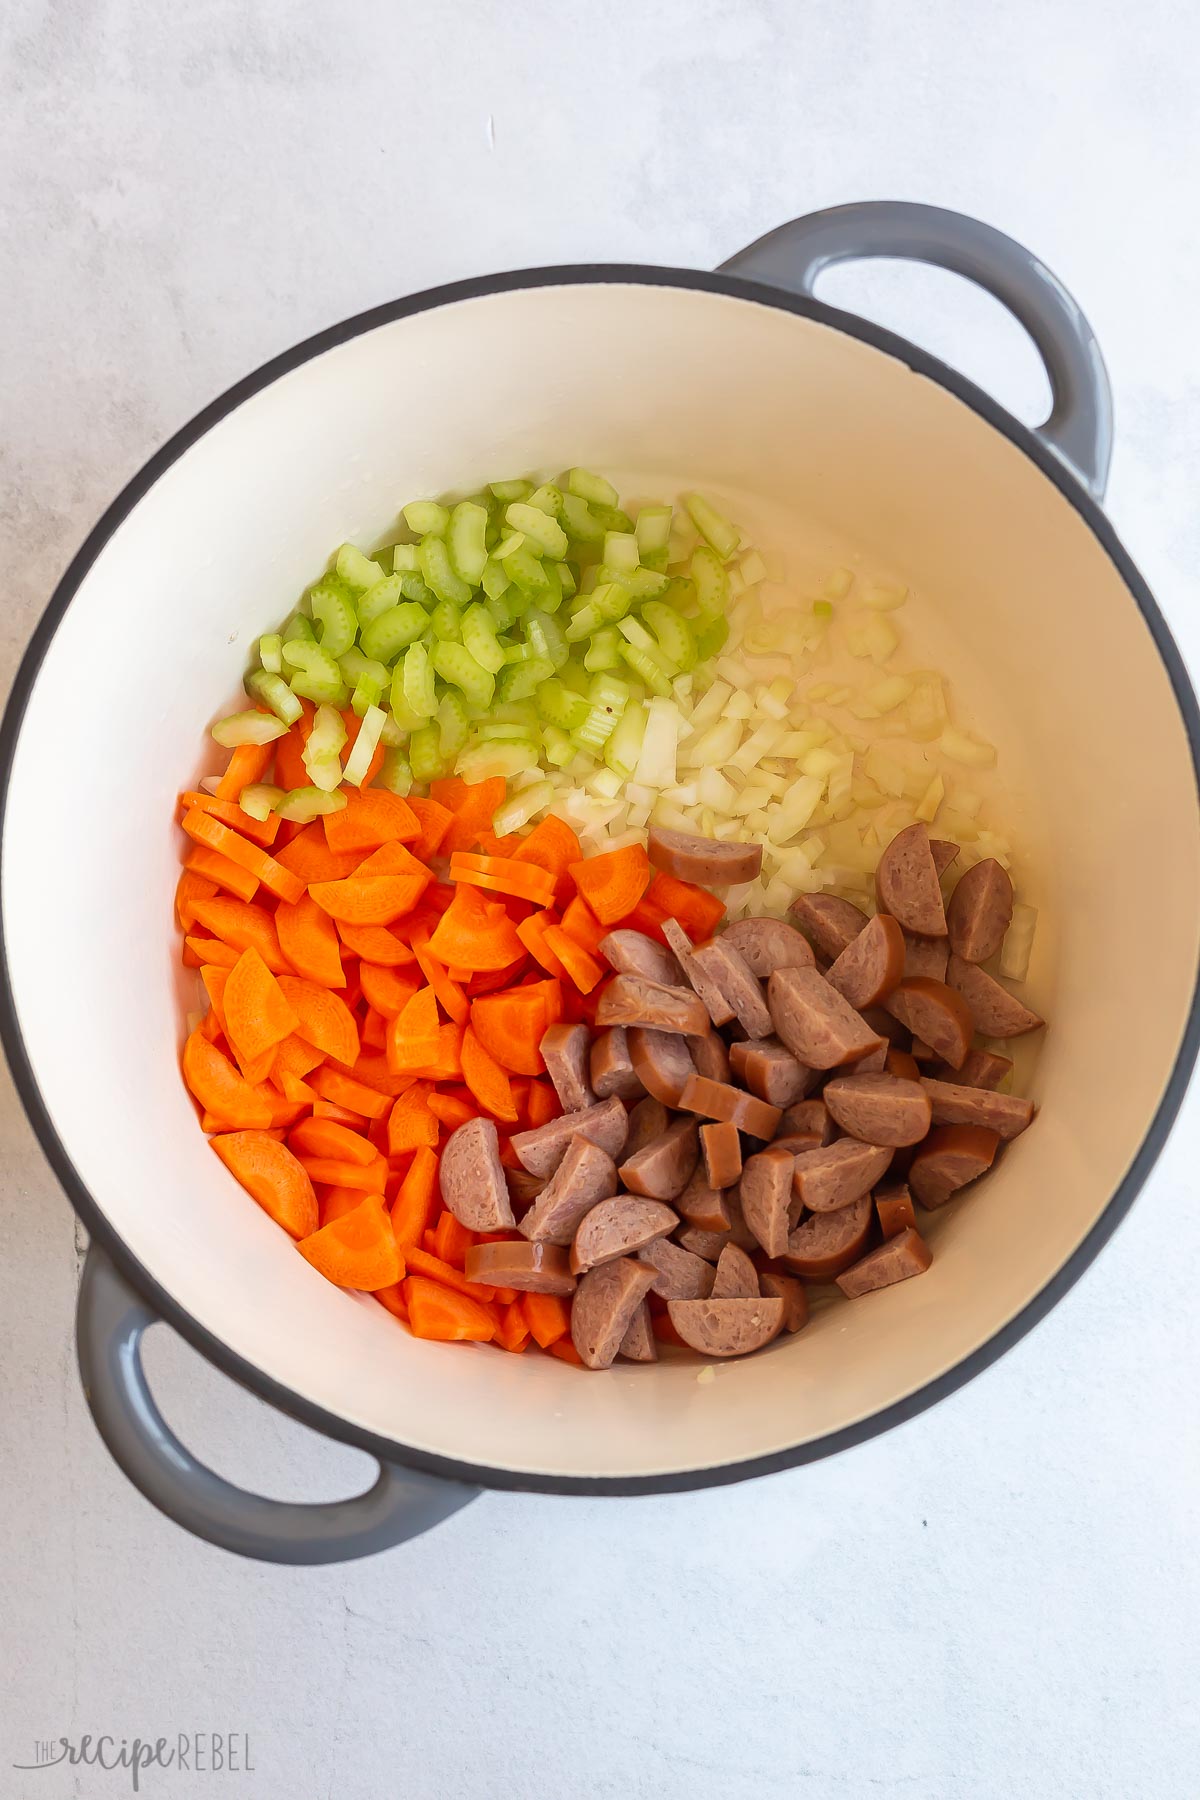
left=12, top=1732, right=255, bottom=1791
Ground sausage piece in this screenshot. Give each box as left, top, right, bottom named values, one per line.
left=589, top=1025, right=645, bottom=1101
left=722, top=917, right=815, bottom=978
left=570, top=1195, right=678, bottom=1275
left=929, top=839, right=960, bottom=877
left=540, top=1022, right=595, bottom=1113
left=676, top=1167, right=731, bottom=1233
left=510, top=1095, right=629, bottom=1179
left=678, top=1073, right=782, bottom=1141
left=826, top=912, right=905, bottom=1010
left=792, top=1138, right=892, bottom=1212
left=687, top=1029, right=731, bottom=1083
left=739, top=1146, right=795, bottom=1258
left=701, top=1120, right=743, bottom=1189
left=690, top=939, right=773, bottom=1038
left=885, top=1047, right=921, bottom=1081
left=571, top=1257, right=657, bottom=1369
left=620, top=1115, right=700, bottom=1200
left=647, top=826, right=762, bottom=888
left=789, top=893, right=869, bottom=962
left=623, top=1095, right=669, bottom=1161
left=836, top=1226, right=932, bottom=1297
left=598, top=928, right=683, bottom=986
left=875, top=1182, right=917, bottom=1239
left=823, top=1072, right=933, bottom=1147
left=946, top=858, right=1013, bottom=964
left=758, top=1270, right=809, bottom=1332
left=885, top=977, right=973, bottom=1070
left=933, top=1047, right=1013, bottom=1090
left=628, top=1027, right=697, bottom=1106
left=618, top=1299, right=658, bottom=1362
left=506, top=1166, right=546, bottom=1211
left=439, top=1116, right=516, bottom=1232
left=780, top=1193, right=873, bottom=1279
left=667, top=1296, right=785, bottom=1357
left=909, top=1123, right=999, bottom=1208
left=779, top=1099, right=835, bottom=1144
left=903, top=931, right=948, bottom=983
left=920, top=1077, right=1035, bottom=1140
left=846, top=1039, right=888, bottom=1075
left=661, top=918, right=735, bottom=1028
left=596, top=974, right=710, bottom=1037
left=710, top=1242, right=761, bottom=1298
left=637, top=1236, right=717, bottom=1299
left=768, top=965, right=885, bottom=1070
left=946, top=954, right=1045, bottom=1038
left=464, top=1239, right=576, bottom=1295
left=519, top=1136, right=620, bottom=1244
left=729, top=1036, right=815, bottom=1107
left=876, top=823, right=948, bottom=936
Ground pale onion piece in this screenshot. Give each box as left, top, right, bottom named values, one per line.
left=198, top=774, right=223, bottom=795
left=940, top=724, right=997, bottom=767
left=672, top=674, right=694, bottom=703
left=492, top=780, right=554, bottom=835
left=915, top=772, right=945, bottom=823
left=732, top=785, right=774, bottom=815
left=696, top=767, right=738, bottom=811
left=726, top=691, right=754, bottom=722
left=824, top=686, right=852, bottom=706
left=864, top=744, right=911, bottom=798
left=955, top=789, right=983, bottom=819
left=679, top=715, right=742, bottom=769
left=634, top=697, right=682, bottom=789
left=766, top=774, right=824, bottom=843
left=775, top=727, right=831, bottom=761
left=850, top=776, right=886, bottom=810
left=820, top=566, right=853, bottom=600
left=605, top=828, right=649, bottom=853
left=974, top=830, right=1011, bottom=866
left=588, top=767, right=624, bottom=800
left=847, top=699, right=882, bottom=721
left=905, top=675, right=948, bottom=742
left=805, top=682, right=836, bottom=702
left=865, top=675, right=915, bottom=713
left=682, top=678, right=733, bottom=736
left=799, top=746, right=841, bottom=780
left=627, top=803, right=651, bottom=830
left=762, top=874, right=795, bottom=911
left=934, top=807, right=980, bottom=843
left=716, top=655, right=754, bottom=690
left=729, top=719, right=787, bottom=775
left=845, top=613, right=899, bottom=664
left=651, top=799, right=695, bottom=831
left=727, top=565, right=746, bottom=598
left=826, top=754, right=855, bottom=811
left=863, top=583, right=909, bottom=611
left=624, top=781, right=655, bottom=806
left=738, top=548, right=767, bottom=587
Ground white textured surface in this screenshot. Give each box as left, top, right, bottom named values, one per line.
left=2, top=3, right=1199, bottom=1797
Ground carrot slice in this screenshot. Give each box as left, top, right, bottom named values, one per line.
left=428, top=1208, right=475, bottom=1267
left=449, top=852, right=556, bottom=907
left=543, top=926, right=604, bottom=994
left=515, top=909, right=567, bottom=977
left=309, top=873, right=428, bottom=927
left=522, top=1291, right=571, bottom=1348
left=210, top=1130, right=317, bottom=1236
left=310, top=1065, right=391, bottom=1120
left=275, top=977, right=359, bottom=1066
left=560, top=895, right=607, bottom=957
left=362, top=1009, right=388, bottom=1051
left=405, top=1244, right=495, bottom=1302
left=312, top=1099, right=366, bottom=1126
left=547, top=1336, right=584, bottom=1364
left=430, top=775, right=507, bottom=854
left=404, top=1274, right=495, bottom=1341
left=279, top=1069, right=318, bottom=1104
left=387, top=1083, right=439, bottom=1156
left=567, top=843, right=651, bottom=926
left=339, top=709, right=386, bottom=790
left=273, top=822, right=362, bottom=884
left=323, top=787, right=420, bottom=854
left=385, top=985, right=440, bottom=1073
left=271, top=1032, right=324, bottom=1085
left=374, top=1281, right=409, bottom=1322
left=255, top=1083, right=309, bottom=1129
left=642, top=869, right=725, bottom=940
left=399, top=1020, right=466, bottom=1083
left=298, top=1194, right=402, bottom=1290
left=426, top=1091, right=476, bottom=1131
left=328, top=1051, right=415, bottom=1098
left=336, top=922, right=416, bottom=967
left=180, top=808, right=305, bottom=904
left=191, top=897, right=292, bottom=974
left=184, top=844, right=259, bottom=903
left=186, top=935, right=239, bottom=969
left=460, top=1025, right=518, bottom=1122
left=214, top=740, right=274, bottom=802
left=470, top=987, right=548, bottom=1077
left=495, top=1298, right=531, bottom=1352
left=408, top=928, right=469, bottom=1025
left=275, top=892, right=345, bottom=988
left=272, top=704, right=315, bottom=793
left=319, top=1185, right=370, bottom=1227
left=405, top=796, right=454, bottom=862
left=180, top=790, right=280, bottom=848
left=427, top=883, right=524, bottom=973
left=182, top=1029, right=272, bottom=1128
left=176, top=869, right=219, bottom=933
left=390, top=1146, right=440, bottom=1251
left=295, top=1153, right=388, bottom=1193
left=524, top=1078, right=561, bottom=1129
left=289, top=1117, right=377, bottom=1165
left=360, top=962, right=420, bottom=1019
left=513, top=815, right=581, bottom=880
left=223, top=947, right=298, bottom=1064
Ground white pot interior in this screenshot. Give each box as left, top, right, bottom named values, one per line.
left=5, top=279, right=1198, bottom=1482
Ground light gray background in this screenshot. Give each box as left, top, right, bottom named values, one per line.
left=2, top=3, right=1198, bottom=1796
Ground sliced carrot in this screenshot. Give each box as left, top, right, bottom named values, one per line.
left=408, top=928, right=469, bottom=1025
left=522, top=1291, right=571, bottom=1348
left=191, top=897, right=291, bottom=974
left=404, top=1274, right=495, bottom=1341
left=390, top=1146, right=439, bottom=1251
left=652, top=1309, right=689, bottom=1347
left=298, top=1193, right=401, bottom=1290
left=362, top=1009, right=388, bottom=1050
left=619, top=894, right=670, bottom=944
left=513, top=814, right=581, bottom=880
left=430, top=775, right=507, bottom=854
left=275, top=977, right=359, bottom=1065
left=223, top=947, right=298, bottom=1064
left=182, top=1030, right=272, bottom=1129
left=274, top=892, right=344, bottom=988
left=568, top=843, right=651, bottom=926
left=543, top=925, right=604, bottom=994
left=312, top=1099, right=366, bottom=1126
left=179, top=790, right=280, bottom=849
left=279, top=1069, right=318, bottom=1104
left=272, top=704, right=315, bottom=793
left=176, top=869, right=219, bottom=933
left=524, top=1078, right=562, bottom=1129
left=290, top=1117, right=377, bottom=1165
left=449, top=852, right=556, bottom=907
left=323, top=786, right=420, bottom=854
left=320, top=1185, right=370, bottom=1227
left=351, top=839, right=431, bottom=880
left=514, top=909, right=566, bottom=977
left=295, top=1153, right=388, bottom=1193
left=460, top=1024, right=518, bottom=1122
left=254, top=1082, right=309, bottom=1129
left=184, top=844, right=259, bottom=903
left=309, top=872, right=428, bottom=927
left=493, top=1298, right=529, bottom=1352
left=642, top=869, right=725, bottom=940
left=405, top=796, right=454, bottom=863
left=336, top=922, right=416, bottom=967
left=331, top=1050, right=416, bottom=1098
left=385, top=984, right=440, bottom=1073
left=360, top=962, right=421, bottom=1019
left=340, top=709, right=386, bottom=790
left=214, top=739, right=274, bottom=802
left=273, top=821, right=362, bottom=884
left=404, top=1244, right=496, bottom=1302
left=271, top=1031, right=324, bottom=1084
left=560, top=894, right=608, bottom=957
left=180, top=808, right=305, bottom=904
left=186, top=935, right=239, bottom=969
left=210, top=1130, right=317, bottom=1236
left=311, top=1064, right=392, bottom=1120
left=427, top=882, right=524, bottom=973
left=374, top=1281, right=409, bottom=1323
left=387, top=1084, right=439, bottom=1156
left=404, top=1020, right=466, bottom=1083
left=429, top=1208, right=475, bottom=1267
left=470, top=987, right=548, bottom=1077
left=547, top=1336, right=584, bottom=1365
left=427, top=1091, right=476, bottom=1132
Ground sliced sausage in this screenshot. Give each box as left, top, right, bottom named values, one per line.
left=920, top=1077, right=1035, bottom=1140
left=929, top=839, right=960, bottom=877
left=909, top=1123, right=999, bottom=1208
left=701, top=1120, right=743, bottom=1189
left=620, top=1115, right=700, bottom=1200
left=519, top=1136, right=620, bottom=1244
left=823, top=1072, right=933, bottom=1147
left=540, top=1022, right=595, bottom=1113
left=861, top=1006, right=912, bottom=1048
left=910, top=1035, right=938, bottom=1062
left=622, top=1095, right=669, bottom=1162
left=571, top=1257, right=657, bottom=1369
left=661, top=917, right=735, bottom=1028
left=739, top=1147, right=795, bottom=1258
left=464, top=1239, right=576, bottom=1294
left=570, top=1195, right=678, bottom=1275
left=647, top=826, right=762, bottom=888
left=618, top=1298, right=658, bottom=1362
left=667, top=1296, right=785, bottom=1357
left=506, top=1166, right=546, bottom=1212
left=678, top=1073, right=782, bottom=1141
left=439, top=1116, right=516, bottom=1232
left=885, top=977, right=973, bottom=1070
left=903, top=932, right=948, bottom=982
left=826, top=912, right=905, bottom=1009
left=690, top=938, right=773, bottom=1038
left=596, top=974, right=710, bottom=1036
left=510, top=1095, right=629, bottom=1179
left=779, top=1099, right=835, bottom=1145
left=768, top=965, right=885, bottom=1070
left=789, top=893, right=869, bottom=962
left=676, top=1225, right=731, bottom=1261
left=780, top=1193, right=873, bottom=1279
left=772, top=1132, right=821, bottom=1156
left=589, top=1025, right=645, bottom=1101
left=628, top=1026, right=697, bottom=1106
left=946, top=858, right=1014, bottom=963
left=728, top=1037, right=815, bottom=1107
left=876, top=823, right=947, bottom=936
left=637, top=1235, right=717, bottom=1299
left=846, top=1039, right=888, bottom=1075
left=933, top=1046, right=1013, bottom=1090
left=598, top=927, right=683, bottom=986
left=792, top=1138, right=892, bottom=1213
left=875, top=1182, right=917, bottom=1239
left=758, top=1270, right=809, bottom=1331
left=676, top=1167, right=732, bottom=1232
left=885, top=1047, right=921, bottom=1081
left=710, top=1243, right=761, bottom=1298
left=836, top=1226, right=932, bottom=1297
left=947, top=954, right=1045, bottom=1038
left=687, top=1029, right=731, bottom=1083
left=721, top=917, right=815, bottom=978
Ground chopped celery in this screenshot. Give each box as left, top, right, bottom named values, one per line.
left=461, top=603, right=505, bottom=674
left=245, top=669, right=303, bottom=725
left=455, top=740, right=539, bottom=781
left=281, top=639, right=344, bottom=703
left=618, top=641, right=672, bottom=697
left=211, top=711, right=289, bottom=748
left=481, top=558, right=512, bottom=603
left=489, top=477, right=533, bottom=503
left=566, top=467, right=619, bottom=508
left=604, top=698, right=648, bottom=778
left=493, top=779, right=553, bottom=834
left=616, top=615, right=657, bottom=655
left=447, top=501, right=489, bottom=585
left=525, top=608, right=568, bottom=669
left=351, top=676, right=382, bottom=716
left=399, top=572, right=436, bottom=607
left=340, top=648, right=389, bottom=691
left=478, top=720, right=538, bottom=741
left=343, top=704, right=386, bottom=787
left=305, top=755, right=343, bottom=793
left=428, top=598, right=462, bottom=642
left=493, top=531, right=526, bottom=561
left=437, top=690, right=470, bottom=759
left=560, top=493, right=606, bottom=547
left=603, top=531, right=640, bottom=573
left=641, top=545, right=670, bottom=573
left=432, top=641, right=495, bottom=708
left=642, top=600, right=698, bottom=672
left=409, top=724, right=444, bottom=782
left=402, top=642, right=437, bottom=719
left=502, top=544, right=555, bottom=601
left=635, top=505, right=672, bottom=554
left=691, top=546, right=731, bottom=617
left=573, top=699, right=622, bottom=753
left=306, top=703, right=347, bottom=762
left=419, top=536, right=473, bottom=607
left=535, top=679, right=590, bottom=732
left=541, top=724, right=574, bottom=766
left=503, top=642, right=537, bottom=664
left=557, top=562, right=577, bottom=598
left=694, top=616, right=730, bottom=660
left=258, top=633, right=282, bottom=675
left=594, top=581, right=633, bottom=622
left=590, top=503, right=635, bottom=534
left=403, top=500, right=450, bottom=536
left=379, top=711, right=406, bottom=748
left=378, top=748, right=413, bottom=795
left=359, top=602, right=430, bottom=663
left=498, top=656, right=556, bottom=703
left=238, top=783, right=284, bottom=821
left=610, top=566, right=669, bottom=600
left=357, top=573, right=406, bottom=626
left=390, top=543, right=419, bottom=572
left=683, top=493, right=741, bottom=561
left=506, top=502, right=568, bottom=559
left=526, top=484, right=563, bottom=517
left=276, top=787, right=348, bottom=822
left=335, top=544, right=387, bottom=592
left=584, top=626, right=621, bottom=671
left=282, top=612, right=315, bottom=645
left=309, top=578, right=358, bottom=657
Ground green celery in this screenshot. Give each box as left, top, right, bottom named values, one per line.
left=419, top=535, right=472, bottom=607
left=335, top=544, right=386, bottom=592
left=258, top=633, right=282, bottom=675
left=447, top=501, right=489, bottom=585
left=245, top=669, right=303, bottom=725
left=403, top=500, right=450, bottom=536
left=432, top=641, right=495, bottom=709
left=359, top=602, right=430, bottom=663
left=211, top=711, right=289, bottom=748
left=408, top=724, right=444, bottom=782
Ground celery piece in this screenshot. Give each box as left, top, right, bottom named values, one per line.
left=813, top=599, right=834, bottom=620
left=238, top=783, right=285, bottom=821
left=594, top=581, right=633, bottom=623
left=258, top=633, right=283, bottom=675
left=694, top=616, right=729, bottom=661
left=379, top=711, right=406, bottom=748
left=431, top=641, right=495, bottom=709
left=310, top=579, right=358, bottom=657
left=506, top=502, right=568, bottom=559
left=306, top=703, right=347, bottom=762
left=566, top=467, right=619, bottom=509
left=503, top=642, right=536, bottom=664
left=282, top=639, right=341, bottom=688
left=408, top=724, right=444, bottom=783
left=558, top=562, right=577, bottom=599
left=478, top=720, right=537, bottom=741
left=558, top=657, right=591, bottom=696
left=283, top=613, right=316, bottom=648
left=535, top=678, right=590, bottom=732
left=489, top=478, right=533, bottom=503
left=419, top=535, right=472, bottom=607
left=481, top=558, right=512, bottom=603
left=493, top=531, right=526, bottom=561
left=498, top=656, right=556, bottom=703
left=526, top=483, right=564, bottom=517
left=388, top=675, right=429, bottom=733
left=590, top=503, right=635, bottom=534
left=401, top=642, right=436, bottom=720
left=350, top=677, right=382, bottom=717
left=447, top=501, right=489, bottom=585
left=335, top=545, right=387, bottom=592
left=618, top=640, right=672, bottom=698
left=403, top=500, right=450, bottom=536
left=493, top=779, right=553, bottom=834
left=583, top=626, right=621, bottom=672
left=426, top=599, right=461, bottom=644
left=399, top=572, right=436, bottom=607
left=642, top=601, right=698, bottom=672
left=573, top=699, right=623, bottom=753
left=563, top=602, right=600, bottom=643
left=359, top=602, right=430, bottom=664
left=635, top=505, right=672, bottom=554
left=616, top=614, right=657, bottom=655
left=437, top=691, right=470, bottom=759
left=357, top=573, right=406, bottom=626
left=461, top=603, right=505, bottom=675
left=661, top=575, right=697, bottom=612
left=691, top=546, right=731, bottom=618
left=541, top=724, right=574, bottom=767
left=603, top=531, right=640, bottom=574
left=275, top=786, right=348, bottom=823
left=390, top=543, right=419, bottom=573
left=211, top=711, right=289, bottom=748
left=587, top=670, right=631, bottom=711
left=683, top=493, right=741, bottom=561
left=640, top=546, right=670, bottom=573
left=526, top=608, right=569, bottom=669
left=455, top=740, right=539, bottom=781
left=245, top=669, right=304, bottom=725
left=304, top=755, right=343, bottom=794
left=340, top=648, right=389, bottom=691
left=610, top=566, right=669, bottom=600
left=502, top=544, right=554, bottom=602
left=604, top=698, right=648, bottom=778
left=559, top=491, right=606, bottom=546
left=378, top=748, right=413, bottom=795
left=290, top=672, right=351, bottom=706
left=343, top=703, right=387, bottom=788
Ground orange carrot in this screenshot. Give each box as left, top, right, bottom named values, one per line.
left=449, top=852, right=556, bottom=908
left=271, top=704, right=315, bottom=792
left=275, top=977, right=359, bottom=1065
left=274, top=892, right=344, bottom=988
left=560, top=894, right=608, bottom=956
left=175, top=869, right=219, bottom=933
left=256, top=1084, right=308, bottom=1129
left=360, top=962, right=420, bottom=1019
left=493, top=1298, right=530, bottom=1352
left=180, top=808, right=305, bottom=904
left=289, top=1117, right=377, bottom=1166
left=515, top=909, right=567, bottom=977
left=547, top=1336, right=584, bottom=1365
left=331, top=1050, right=415, bottom=1098
left=271, top=1032, right=324, bottom=1084
left=643, top=869, right=725, bottom=940
left=512, top=814, right=581, bottom=880
left=427, top=883, right=524, bottom=972
left=374, top=1281, right=409, bottom=1323
left=362, top=1009, right=388, bottom=1051
left=404, top=1274, right=495, bottom=1341
left=179, top=790, right=280, bottom=849
left=186, top=935, right=239, bottom=969
left=524, top=1078, right=561, bottom=1128
left=311, top=1064, right=392, bottom=1120
left=387, top=1084, right=439, bottom=1156
left=323, top=786, right=420, bottom=854
left=469, top=987, right=548, bottom=1077
left=210, top=1130, right=318, bottom=1236
left=295, top=1153, right=388, bottom=1193
left=390, top=1146, right=439, bottom=1250
left=191, top=896, right=292, bottom=974
left=223, top=947, right=298, bottom=1064
left=298, top=1194, right=402, bottom=1290
left=311, top=1099, right=366, bottom=1126
left=567, top=843, right=651, bottom=925
left=319, top=1185, right=369, bottom=1227
left=403, top=1020, right=466, bottom=1083
left=460, top=1025, right=518, bottom=1121
left=214, top=739, right=274, bottom=802
left=309, top=872, right=428, bottom=927
left=273, top=821, right=362, bottom=884
left=184, top=844, right=259, bottom=903
left=430, top=775, right=507, bottom=854
left=182, top=1030, right=273, bottom=1129
left=429, top=1208, right=475, bottom=1267
left=385, top=984, right=440, bottom=1073
left=543, top=925, right=604, bottom=994
left=404, top=1244, right=496, bottom=1302
left=279, top=1070, right=318, bottom=1105
left=522, top=1291, right=571, bottom=1348
left=405, top=796, right=455, bottom=862
left=336, top=922, right=416, bottom=967
left=426, top=1091, right=476, bottom=1132
left=408, top=928, right=469, bottom=1024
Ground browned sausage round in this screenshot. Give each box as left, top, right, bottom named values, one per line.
left=439, top=1116, right=516, bottom=1231
left=598, top=928, right=683, bottom=986
left=511, top=1096, right=629, bottom=1178
left=618, top=1299, right=657, bottom=1362
left=788, top=892, right=869, bottom=962
left=885, top=1047, right=922, bottom=1081
left=676, top=1224, right=731, bottom=1262
left=647, top=826, right=763, bottom=888
left=767, top=965, right=885, bottom=1070
left=779, top=1099, right=835, bottom=1144
left=876, top=823, right=947, bottom=936
left=847, top=1039, right=888, bottom=1075
left=903, top=931, right=949, bottom=982
left=570, top=1195, right=679, bottom=1275
left=823, top=1072, right=933, bottom=1147
left=621, top=1095, right=668, bottom=1163
left=920, top=1077, right=1034, bottom=1140
left=721, top=917, right=815, bottom=978
left=676, top=1168, right=732, bottom=1233
left=464, top=1240, right=576, bottom=1295
left=836, top=1226, right=932, bottom=1297
left=628, top=1027, right=697, bottom=1107
left=686, top=1029, right=732, bottom=1083
left=666, top=1295, right=785, bottom=1356
left=946, top=953, right=1044, bottom=1038
left=678, top=1073, right=782, bottom=1141
left=709, top=1242, right=761, bottom=1298
left=589, top=1025, right=646, bottom=1101
left=929, top=839, right=960, bottom=877
left=519, top=1135, right=621, bottom=1243
left=571, top=1258, right=658, bottom=1369
left=757, top=1270, right=809, bottom=1332
left=619, top=1116, right=700, bottom=1200
left=540, top=1022, right=596, bottom=1113
left=875, top=1182, right=917, bottom=1238
left=728, top=1037, right=815, bottom=1107
left=826, top=912, right=905, bottom=1009
left=780, top=1193, right=873, bottom=1279
left=691, top=939, right=773, bottom=1038
left=700, top=1120, right=743, bottom=1189
left=661, top=918, right=735, bottom=1028
left=506, top=1166, right=546, bottom=1211
left=637, top=1235, right=717, bottom=1299
left=885, top=977, right=973, bottom=1070
left=909, top=1123, right=999, bottom=1208
left=792, top=1138, right=893, bottom=1212
left=946, top=858, right=1014, bottom=964
left=596, top=973, right=710, bottom=1036
left=739, top=1146, right=795, bottom=1259
left=933, top=1046, right=1012, bottom=1090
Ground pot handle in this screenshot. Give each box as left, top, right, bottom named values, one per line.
left=76, top=1243, right=479, bottom=1563
left=720, top=200, right=1113, bottom=500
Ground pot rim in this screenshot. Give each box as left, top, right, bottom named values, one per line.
left=3, top=262, right=1198, bottom=1496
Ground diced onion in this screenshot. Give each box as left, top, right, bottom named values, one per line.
left=1000, top=902, right=1038, bottom=981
